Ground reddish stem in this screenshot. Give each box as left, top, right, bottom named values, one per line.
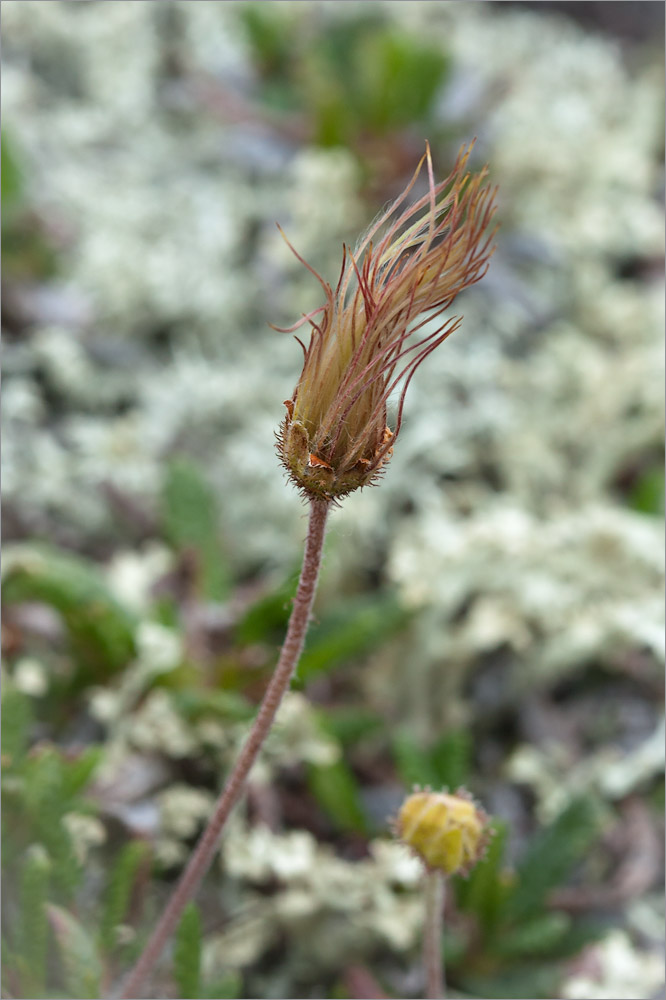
left=424, top=871, right=446, bottom=999
left=120, top=499, right=330, bottom=999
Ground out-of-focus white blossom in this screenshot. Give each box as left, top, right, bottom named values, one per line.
left=561, top=931, right=664, bottom=1000
left=62, top=813, right=106, bottom=864
left=13, top=658, right=48, bottom=697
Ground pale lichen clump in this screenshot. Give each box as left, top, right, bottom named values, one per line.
left=209, top=825, right=424, bottom=974
left=277, top=143, right=497, bottom=500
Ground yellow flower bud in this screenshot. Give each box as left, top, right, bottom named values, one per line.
left=276, top=142, right=497, bottom=501
left=396, top=788, right=491, bottom=876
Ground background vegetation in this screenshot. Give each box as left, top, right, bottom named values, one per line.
left=2, top=2, right=664, bottom=998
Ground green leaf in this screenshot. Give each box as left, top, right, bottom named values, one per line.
left=173, top=688, right=255, bottom=724
left=61, top=746, right=103, bottom=800
left=1, top=131, right=56, bottom=280
left=239, top=2, right=294, bottom=80
left=323, top=707, right=384, bottom=748
left=456, top=820, right=510, bottom=935
left=298, top=593, right=410, bottom=683
left=543, top=917, right=605, bottom=959
left=307, top=756, right=368, bottom=834
left=100, top=840, right=150, bottom=955
left=430, top=729, right=472, bottom=789
left=1, top=684, right=32, bottom=766
left=630, top=466, right=665, bottom=516
left=492, top=911, right=571, bottom=958
left=392, top=727, right=471, bottom=795
left=1, top=130, right=24, bottom=211
left=314, top=11, right=383, bottom=83
left=162, top=459, right=231, bottom=601
left=39, top=816, right=81, bottom=897
left=22, top=746, right=65, bottom=814
left=173, top=902, right=202, bottom=1000
left=47, top=904, right=103, bottom=999
left=355, top=31, right=449, bottom=133
left=2, top=546, right=137, bottom=678
left=235, top=572, right=298, bottom=645
left=392, top=729, right=440, bottom=790
left=311, top=87, right=353, bottom=148
left=23, top=750, right=82, bottom=896
left=503, top=798, right=603, bottom=924
left=19, top=844, right=51, bottom=997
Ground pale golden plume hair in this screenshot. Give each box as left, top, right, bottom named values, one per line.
left=277, top=141, right=498, bottom=501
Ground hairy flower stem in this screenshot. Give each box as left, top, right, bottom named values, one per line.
left=424, top=871, right=446, bottom=999
left=120, top=499, right=330, bottom=999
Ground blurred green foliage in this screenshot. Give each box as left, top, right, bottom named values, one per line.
left=2, top=689, right=98, bottom=900
left=1, top=669, right=605, bottom=1000
left=174, top=903, right=203, bottom=1000
left=298, top=592, right=411, bottom=684
left=2, top=130, right=23, bottom=209
left=162, top=459, right=232, bottom=601
left=240, top=5, right=450, bottom=151
left=3, top=547, right=137, bottom=681
left=629, top=466, right=665, bottom=517
left=1, top=129, right=55, bottom=278
left=307, top=709, right=369, bottom=834
left=0, top=528, right=609, bottom=998
left=46, top=904, right=104, bottom=1000
left=1, top=680, right=233, bottom=999
left=451, top=800, right=605, bottom=998
left=16, top=845, right=51, bottom=997
left=393, top=727, right=472, bottom=791
left=385, top=731, right=606, bottom=996
left=2, top=2, right=662, bottom=996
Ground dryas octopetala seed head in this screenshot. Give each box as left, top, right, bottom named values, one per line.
left=276, top=141, right=497, bottom=502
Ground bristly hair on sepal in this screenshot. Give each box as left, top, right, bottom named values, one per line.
left=275, top=140, right=498, bottom=502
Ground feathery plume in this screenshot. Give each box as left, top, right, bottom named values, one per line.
left=277, top=141, right=497, bottom=501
